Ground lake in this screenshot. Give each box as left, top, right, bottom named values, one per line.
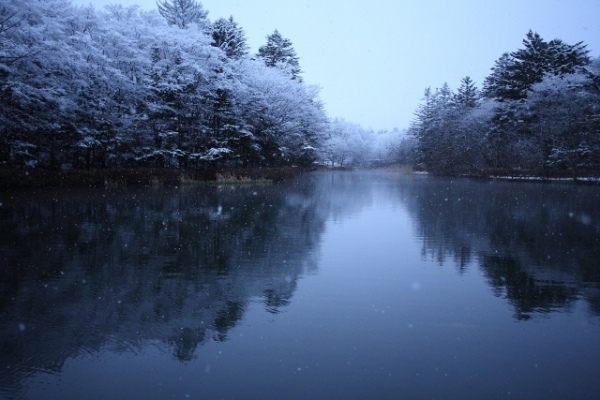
left=1, top=170, right=599, bottom=400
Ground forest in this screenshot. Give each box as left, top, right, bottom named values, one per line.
left=410, top=30, right=600, bottom=178
left=2, top=0, right=599, bottom=179
left=0, top=0, right=406, bottom=173
left=0, top=0, right=324, bottom=170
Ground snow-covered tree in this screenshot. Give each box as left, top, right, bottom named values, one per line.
left=522, top=72, right=600, bottom=174
left=156, top=0, right=208, bottom=29
left=412, top=52, right=599, bottom=177
left=483, top=31, right=590, bottom=101
left=411, top=83, right=457, bottom=172
left=208, top=16, right=248, bottom=59
left=0, top=1, right=35, bottom=65
left=144, top=25, right=223, bottom=168
left=233, top=60, right=327, bottom=166
left=454, top=76, right=479, bottom=108
left=319, top=120, right=407, bottom=168
left=411, top=80, right=493, bottom=174
left=257, top=30, right=301, bottom=80
left=0, top=0, right=94, bottom=167
left=320, top=119, right=362, bottom=167
left=0, top=0, right=328, bottom=169
left=482, top=52, right=516, bottom=100
left=370, top=128, right=414, bottom=166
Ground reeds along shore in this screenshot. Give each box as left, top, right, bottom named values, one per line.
left=0, top=167, right=304, bottom=189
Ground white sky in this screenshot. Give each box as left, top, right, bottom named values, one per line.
left=71, top=0, right=600, bottom=131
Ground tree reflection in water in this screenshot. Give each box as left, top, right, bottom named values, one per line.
left=0, top=177, right=326, bottom=393
left=1, top=171, right=599, bottom=398
left=398, top=176, right=600, bottom=319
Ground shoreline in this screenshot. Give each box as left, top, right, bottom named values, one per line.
left=2, top=165, right=599, bottom=190
left=0, top=167, right=304, bottom=190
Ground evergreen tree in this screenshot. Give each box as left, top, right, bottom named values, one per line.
left=482, top=52, right=517, bottom=100
left=483, top=31, right=590, bottom=101
left=257, top=30, right=301, bottom=79
left=438, top=82, right=454, bottom=106
left=524, top=72, right=600, bottom=174
left=156, top=0, right=208, bottom=29
left=412, top=84, right=458, bottom=172
left=454, top=76, right=479, bottom=107
left=512, top=31, right=549, bottom=87
left=209, top=16, right=248, bottom=59
left=546, top=38, right=589, bottom=75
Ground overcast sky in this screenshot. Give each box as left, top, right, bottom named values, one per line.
left=71, top=0, right=600, bottom=131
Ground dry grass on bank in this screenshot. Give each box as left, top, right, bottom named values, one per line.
left=0, top=167, right=302, bottom=189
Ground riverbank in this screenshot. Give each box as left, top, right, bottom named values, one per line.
left=410, top=166, right=600, bottom=184
left=0, top=167, right=303, bottom=189
left=469, top=169, right=600, bottom=184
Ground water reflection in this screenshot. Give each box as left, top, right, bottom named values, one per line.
left=0, top=178, right=325, bottom=395
left=398, top=177, right=600, bottom=319
left=1, top=171, right=599, bottom=398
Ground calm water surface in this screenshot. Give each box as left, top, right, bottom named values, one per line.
left=1, top=171, right=599, bottom=399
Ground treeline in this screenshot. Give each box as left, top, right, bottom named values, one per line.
left=319, top=118, right=414, bottom=168
left=410, top=31, right=600, bottom=177
left=0, top=0, right=328, bottom=170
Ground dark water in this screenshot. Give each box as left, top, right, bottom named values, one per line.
left=1, top=171, right=599, bottom=400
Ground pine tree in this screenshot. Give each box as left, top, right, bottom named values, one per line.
left=483, top=31, right=590, bottom=101
left=482, top=52, right=517, bottom=99
left=412, top=84, right=458, bottom=171
left=438, top=82, right=454, bottom=106
left=455, top=76, right=479, bottom=107
left=208, top=16, right=248, bottom=59
left=156, top=0, right=208, bottom=29
left=509, top=31, right=551, bottom=97
left=547, top=38, right=589, bottom=75
left=257, top=30, right=301, bottom=79
left=413, top=87, right=434, bottom=128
